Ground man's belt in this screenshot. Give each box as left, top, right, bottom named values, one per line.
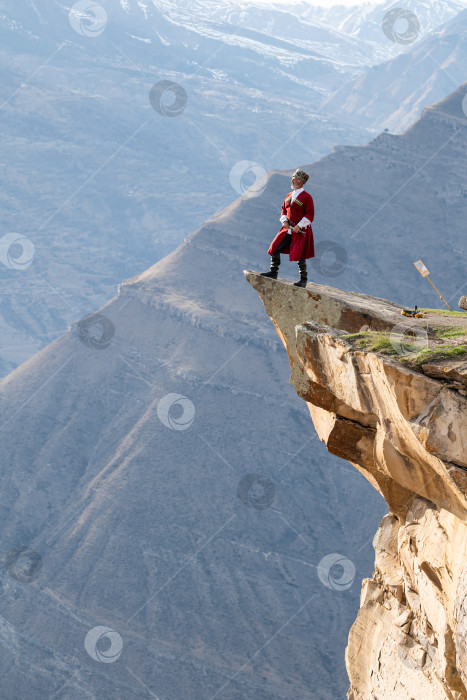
left=284, top=220, right=307, bottom=235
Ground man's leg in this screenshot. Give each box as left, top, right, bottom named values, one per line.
left=274, top=232, right=292, bottom=255
left=260, top=233, right=291, bottom=278
left=293, top=258, right=307, bottom=287
left=260, top=253, right=280, bottom=278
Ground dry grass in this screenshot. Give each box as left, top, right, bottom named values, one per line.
left=418, top=308, right=466, bottom=317
left=342, top=329, right=467, bottom=368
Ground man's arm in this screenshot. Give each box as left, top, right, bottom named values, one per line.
left=280, top=198, right=289, bottom=224
left=301, top=194, right=314, bottom=225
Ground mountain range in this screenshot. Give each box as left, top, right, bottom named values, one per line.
left=323, top=6, right=467, bottom=131
left=0, top=80, right=466, bottom=698
left=1, top=0, right=467, bottom=378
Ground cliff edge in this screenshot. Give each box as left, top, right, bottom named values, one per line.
left=245, top=271, right=467, bottom=700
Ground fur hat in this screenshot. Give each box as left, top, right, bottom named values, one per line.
left=293, top=169, right=309, bottom=184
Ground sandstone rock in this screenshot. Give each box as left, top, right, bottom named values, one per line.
left=245, top=273, right=467, bottom=700
left=395, top=609, right=413, bottom=627
left=421, top=359, right=467, bottom=390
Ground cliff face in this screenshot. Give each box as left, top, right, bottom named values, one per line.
left=245, top=271, right=467, bottom=700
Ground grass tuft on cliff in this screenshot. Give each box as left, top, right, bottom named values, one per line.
left=419, top=308, right=467, bottom=317
left=344, top=331, right=394, bottom=354
left=400, top=344, right=467, bottom=366
left=342, top=329, right=467, bottom=368
left=431, top=327, right=466, bottom=339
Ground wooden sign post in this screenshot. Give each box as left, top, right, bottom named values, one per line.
left=413, top=260, right=452, bottom=311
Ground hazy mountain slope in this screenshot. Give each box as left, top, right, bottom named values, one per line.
left=134, top=82, right=467, bottom=312
left=7, top=0, right=463, bottom=68
left=321, top=0, right=467, bottom=40
left=0, top=250, right=384, bottom=697
left=0, top=0, right=368, bottom=380
left=322, top=8, right=467, bottom=132
left=225, top=0, right=467, bottom=60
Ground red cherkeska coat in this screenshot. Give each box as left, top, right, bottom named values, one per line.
left=267, top=189, right=315, bottom=261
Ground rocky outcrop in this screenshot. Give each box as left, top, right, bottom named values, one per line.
left=245, top=271, right=467, bottom=700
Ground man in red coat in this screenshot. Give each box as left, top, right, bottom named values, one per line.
left=261, top=169, right=314, bottom=287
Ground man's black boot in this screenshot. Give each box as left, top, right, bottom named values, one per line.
left=293, top=259, right=307, bottom=287
left=260, top=255, right=280, bottom=279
